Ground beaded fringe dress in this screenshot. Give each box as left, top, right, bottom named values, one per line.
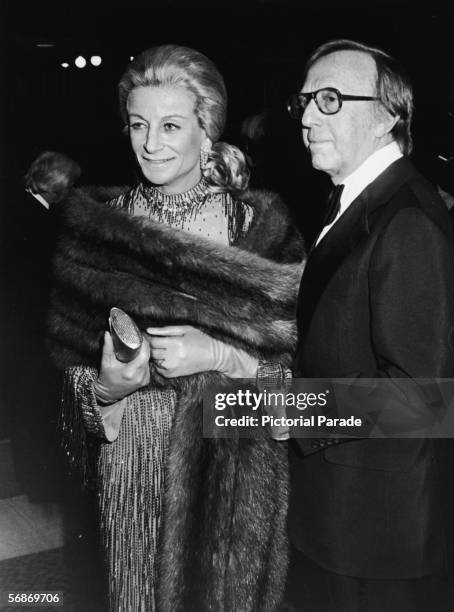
left=66, top=178, right=252, bottom=612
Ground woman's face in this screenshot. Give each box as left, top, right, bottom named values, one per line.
left=127, top=85, right=208, bottom=194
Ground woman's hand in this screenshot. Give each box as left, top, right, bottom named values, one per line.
left=93, top=331, right=151, bottom=404
left=146, top=325, right=258, bottom=379
left=146, top=326, right=216, bottom=378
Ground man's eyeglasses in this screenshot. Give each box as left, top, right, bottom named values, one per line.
left=287, top=87, right=379, bottom=119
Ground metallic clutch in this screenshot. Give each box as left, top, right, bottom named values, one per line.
left=109, top=307, right=143, bottom=363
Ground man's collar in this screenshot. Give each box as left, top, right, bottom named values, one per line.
left=315, top=141, right=403, bottom=247
left=340, top=141, right=403, bottom=211
left=26, top=188, right=50, bottom=210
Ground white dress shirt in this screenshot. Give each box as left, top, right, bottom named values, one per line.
left=27, top=188, right=50, bottom=210
left=315, top=141, right=403, bottom=246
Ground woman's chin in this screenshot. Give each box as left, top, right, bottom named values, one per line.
left=142, top=169, right=173, bottom=186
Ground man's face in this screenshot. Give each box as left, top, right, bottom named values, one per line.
left=301, top=50, right=385, bottom=184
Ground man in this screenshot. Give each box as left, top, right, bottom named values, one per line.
left=23, top=150, right=81, bottom=210
left=286, top=39, right=454, bottom=611
left=12, top=151, right=81, bottom=353
left=15, top=150, right=81, bottom=307
left=3, top=151, right=80, bottom=500
left=17, top=151, right=81, bottom=318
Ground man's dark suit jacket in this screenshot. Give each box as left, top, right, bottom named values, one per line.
left=291, top=156, right=454, bottom=580
left=2, top=188, right=62, bottom=500
left=7, top=190, right=54, bottom=324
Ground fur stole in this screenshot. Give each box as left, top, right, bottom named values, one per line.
left=49, top=185, right=305, bottom=612
left=48, top=186, right=303, bottom=367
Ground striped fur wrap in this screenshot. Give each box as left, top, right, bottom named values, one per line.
left=48, top=186, right=305, bottom=612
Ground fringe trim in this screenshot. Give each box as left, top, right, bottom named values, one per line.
left=59, top=367, right=100, bottom=488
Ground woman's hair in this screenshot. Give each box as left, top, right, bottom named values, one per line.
left=118, top=45, right=249, bottom=193
left=24, top=150, right=81, bottom=204
left=303, top=39, right=414, bottom=155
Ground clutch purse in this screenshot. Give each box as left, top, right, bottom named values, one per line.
left=109, top=307, right=143, bottom=363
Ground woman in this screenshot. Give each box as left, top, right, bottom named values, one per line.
left=49, top=45, right=304, bottom=612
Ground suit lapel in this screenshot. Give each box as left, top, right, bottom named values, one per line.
left=297, top=157, right=414, bottom=341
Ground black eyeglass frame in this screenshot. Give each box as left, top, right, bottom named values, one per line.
left=287, top=87, right=379, bottom=118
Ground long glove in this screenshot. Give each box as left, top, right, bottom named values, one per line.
left=146, top=325, right=258, bottom=379
left=93, top=331, right=151, bottom=403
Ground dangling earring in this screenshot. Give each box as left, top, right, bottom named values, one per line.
left=200, top=142, right=211, bottom=172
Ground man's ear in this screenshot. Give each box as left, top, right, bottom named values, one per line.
left=374, top=107, right=399, bottom=139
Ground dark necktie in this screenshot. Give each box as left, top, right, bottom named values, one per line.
left=323, top=184, right=344, bottom=227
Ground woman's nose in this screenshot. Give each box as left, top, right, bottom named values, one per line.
left=144, top=128, right=162, bottom=153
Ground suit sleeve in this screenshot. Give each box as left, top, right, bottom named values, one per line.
left=359, top=206, right=454, bottom=434
left=369, top=206, right=454, bottom=378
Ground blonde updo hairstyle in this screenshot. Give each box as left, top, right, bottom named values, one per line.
left=118, top=44, right=249, bottom=194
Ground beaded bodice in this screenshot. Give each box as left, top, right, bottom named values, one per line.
left=109, top=178, right=253, bottom=246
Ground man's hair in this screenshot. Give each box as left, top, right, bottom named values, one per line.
left=303, top=39, right=414, bottom=155
left=24, top=151, right=81, bottom=204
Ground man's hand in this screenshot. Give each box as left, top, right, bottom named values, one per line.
left=93, top=331, right=151, bottom=404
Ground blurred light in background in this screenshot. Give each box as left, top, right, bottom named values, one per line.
left=75, top=55, right=87, bottom=68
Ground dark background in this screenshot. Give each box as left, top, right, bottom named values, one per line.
left=1, top=0, right=454, bottom=186
left=0, top=0, right=454, bottom=441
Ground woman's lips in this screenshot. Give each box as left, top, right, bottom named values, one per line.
left=143, top=157, right=175, bottom=165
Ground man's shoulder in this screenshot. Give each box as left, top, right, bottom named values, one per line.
left=367, top=158, right=452, bottom=237
left=18, top=191, right=49, bottom=224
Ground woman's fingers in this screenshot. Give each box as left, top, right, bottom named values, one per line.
left=96, top=329, right=151, bottom=402
left=101, top=331, right=115, bottom=362
left=146, top=326, right=187, bottom=336
left=149, top=347, right=167, bottom=357
left=146, top=336, right=171, bottom=350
